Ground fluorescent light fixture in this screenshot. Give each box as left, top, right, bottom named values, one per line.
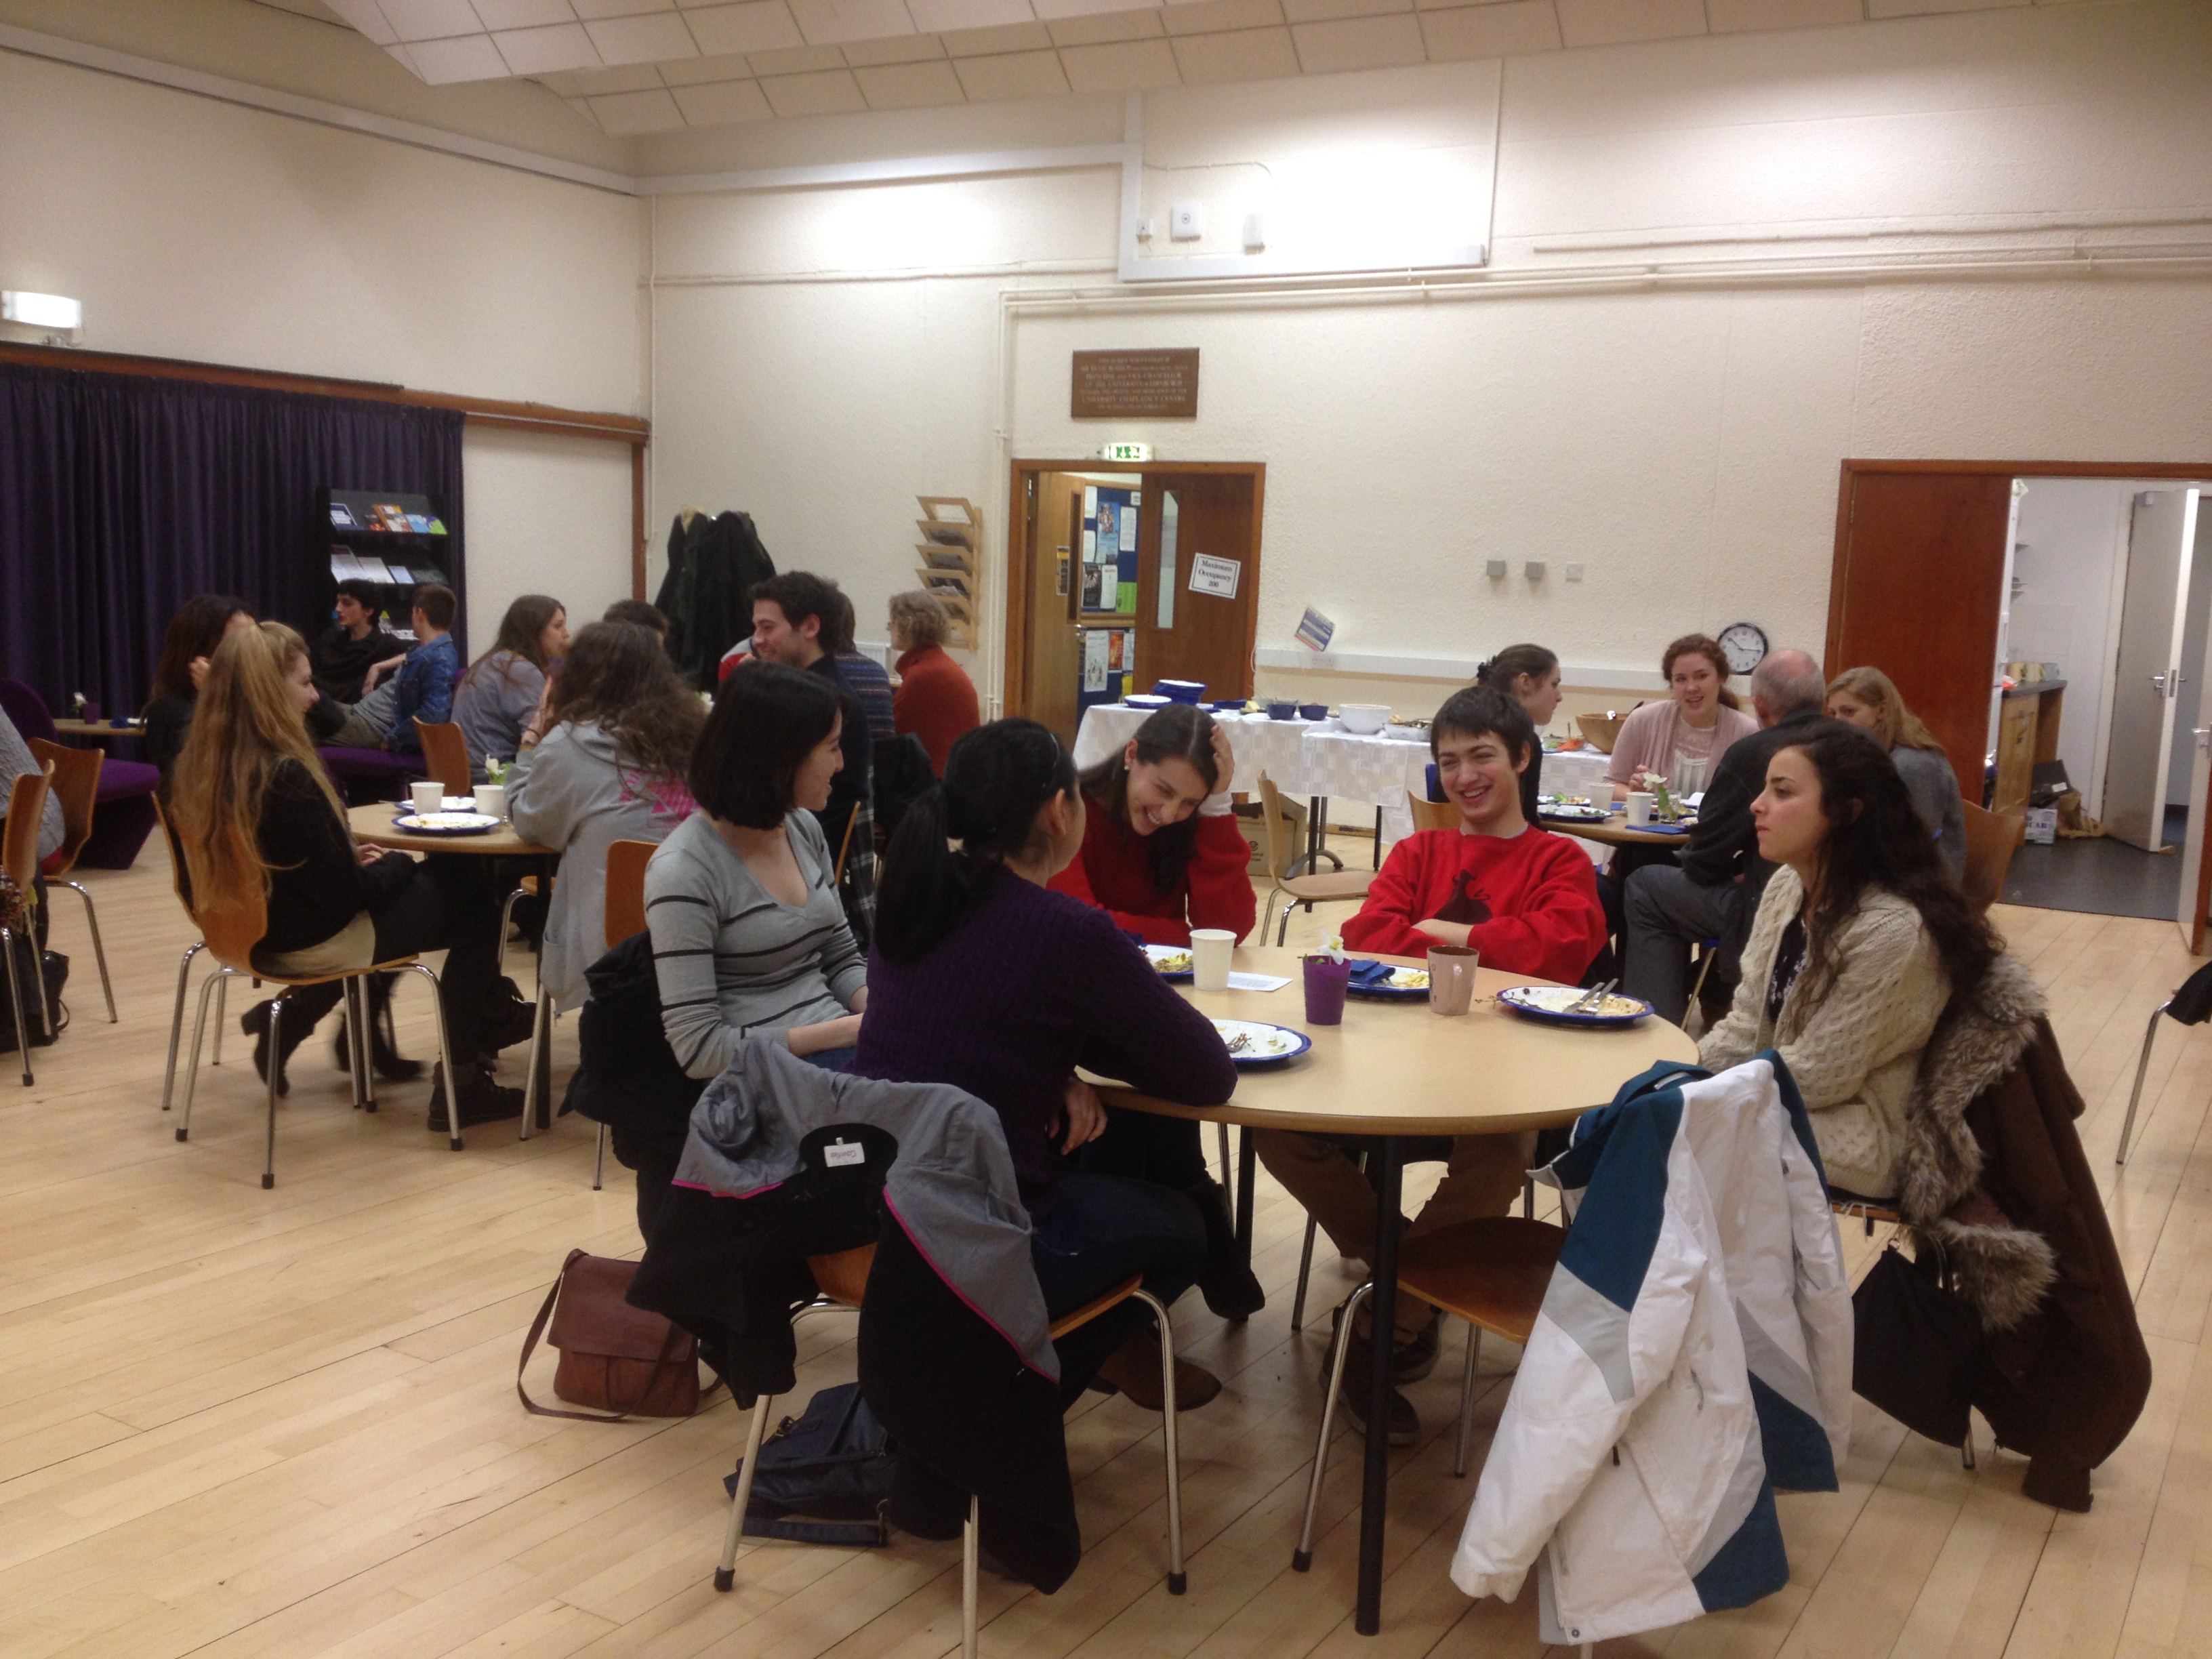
left=2, top=291, right=83, bottom=330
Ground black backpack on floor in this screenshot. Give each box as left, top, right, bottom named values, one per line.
left=726, top=1382, right=896, bottom=1547
left=0, top=933, right=66, bottom=1055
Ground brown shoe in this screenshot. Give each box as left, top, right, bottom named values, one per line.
left=1093, top=1329, right=1222, bottom=1411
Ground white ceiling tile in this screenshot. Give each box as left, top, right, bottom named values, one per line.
left=759, top=66, right=872, bottom=111
left=1035, top=0, right=1160, bottom=18
left=1416, top=0, right=1557, bottom=51
left=494, top=22, right=604, bottom=70
left=687, top=0, right=806, bottom=52
left=952, top=45, right=1069, bottom=96
left=534, top=68, right=585, bottom=89
left=469, top=0, right=575, bottom=27
left=589, top=85, right=689, bottom=125
left=854, top=58, right=969, bottom=103
left=567, top=59, right=671, bottom=85
left=382, top=0, right=485, bottom=39
left=907, top=0, right=1034, bottom=31
left=1046, top=7, right=1162, bottom=40
left=750, top=41, right=852, bottom=68
left=1292, top=11, right=1422, bottom=65
left=1554, top=0, right=1706, bottom=46
left=384, top=39, right=425, bottom=73
left=670, top=76, right=777, bottom=118
left=1161, top=0, right=1284, bottom=35
left=572, top=0, right=680, bottom=16
left=586, top=9, right=703, bottom=56
left=1168, top=21, right=1298, bottom=75
left=1059, top=35, right=1180, bottom=87
left=1705, top=0, right=1860, bottom=24
left=564, top=94, right=602, bottom=123
left=842, top=32, right=949, bottom=61
left=941, top=19, right=1055, bottom=49
left=787, top=0, right=918, bottom=42
left=1284, top=0, right=1406, bottom=20
left=659, top=49, right=760, bottom=79
left=408, top=31, right=516, bottom=77
left=326, top=0, right=401, bottom=44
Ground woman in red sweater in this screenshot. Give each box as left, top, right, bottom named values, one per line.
left=1050, top=703, right=1264, bottom=1318
left=1049, top=704, right=1257, bottom=946
left=888, top=590, right=980, bottom=773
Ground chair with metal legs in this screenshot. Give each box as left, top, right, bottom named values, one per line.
left=26, top=740, right=117, bottom=1023
left=152, top=798, right=229, bottom=1119
left=2, top=765, right=55, bottom=1084
left=1293, top=1215, right=1564, bottom=1570
left=715, top=1247, right=1189, bottom=1651
left=2116, top=961, right=2212, bottom=1166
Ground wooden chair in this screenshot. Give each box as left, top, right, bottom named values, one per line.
left=581, top=839, right=656, bottom=1189
left=158, top=806, right=468, bottom=1183
left=411, top=719, right=472, bottom=796
left=1405, top=787, right=1459, bottom=834
left=716, top=1246, right=1190, bottom=1648
left=27, top=739, right=116, bottom=1022
left=3, top=764, right=55, bottom=1085
left=1294, top=1216, right=1565, bottom=1570
left=1257, top=775, right=1373, bottom=945
left=152, top=796, right=228, bottom=1118
left=1959, top=800, right=2026, bottom=916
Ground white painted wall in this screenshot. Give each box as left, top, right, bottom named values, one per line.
left=643, top=1, right=2212, bottom=722
left=460, top=430, right=638, bottom=653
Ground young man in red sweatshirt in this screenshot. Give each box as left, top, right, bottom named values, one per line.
left=1258, top=684, right=1607, bottom=1441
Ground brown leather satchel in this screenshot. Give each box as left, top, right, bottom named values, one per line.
left=517, top=1249, right=710, bottom=1420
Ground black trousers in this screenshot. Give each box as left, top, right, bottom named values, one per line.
left=271, top=856, right=503, bottom=1057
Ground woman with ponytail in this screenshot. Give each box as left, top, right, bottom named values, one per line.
left=859, top=718, right=1240, bottom=1409
left=1473, top=643, right=1563, bottom=825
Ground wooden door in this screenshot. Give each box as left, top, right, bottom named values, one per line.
left=1017, top=471, right=1086, bottom=745
left=1826, top=470, right=2015, bottom=799
left=2105, top=489, right=2198, bottom=851
left=1131, top=470, right=1263, bottom=703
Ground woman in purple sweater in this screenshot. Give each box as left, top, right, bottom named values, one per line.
left=857, top=718, right=1238, bottom=1409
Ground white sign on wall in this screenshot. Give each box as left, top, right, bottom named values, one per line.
left=1189, top=553, right=1240, bottom=599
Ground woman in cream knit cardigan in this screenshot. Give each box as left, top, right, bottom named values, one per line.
left=1700, top=721, right=2001, bottom=1197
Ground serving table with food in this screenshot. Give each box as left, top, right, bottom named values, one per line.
left=1092, top=944, right=1697, bottom=1635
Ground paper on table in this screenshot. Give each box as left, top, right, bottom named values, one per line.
left=1225, top=971, right=1291, bottom=991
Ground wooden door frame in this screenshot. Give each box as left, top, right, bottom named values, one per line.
left=1828, top=457, right=2212, bottom=939
left=1003, top=459, right=1266, bottom=720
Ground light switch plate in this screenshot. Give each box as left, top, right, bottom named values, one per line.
left=1170, top=201, right=1205, bottom=241
left=1134, top=215, right=1154, bottom=240
left=1565, top=562, right=1585, bottom=581
left=1486, top=560, right=1509, bottom=579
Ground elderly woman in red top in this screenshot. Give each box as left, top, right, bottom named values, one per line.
left=1047, top=701, right=1263, bottom=1319
left=1049, top=703, right=1256, bottom=946
left=887, top=590, right=981, bottom=774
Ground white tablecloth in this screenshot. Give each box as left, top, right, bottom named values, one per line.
left=1538, top=750, right=1614, bottom=801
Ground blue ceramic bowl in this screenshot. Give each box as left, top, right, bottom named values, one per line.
left=1298, top=702, right=1328, bottom=720
left=1266, top=699, right=1298, bottom=720
left=1155, top=679, right=1207, bottom=705
left=1212, top=699, right=1246, bottom=713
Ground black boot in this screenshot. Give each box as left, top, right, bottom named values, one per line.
left=331, top=976, right=423, bottom=1082
left=427, top=1061, right=525, bottom=1132
left=1185, top=1177, right=1266, bottom=1321
left=241, top=998, right=312, bottom=1099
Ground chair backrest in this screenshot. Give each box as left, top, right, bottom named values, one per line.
left=1959, top=800, right=2026, bottom=916
left=1255, top=775, right=1300, bottom=883
left=832, top=809, right=859, bottom=884
left=0, top=679, right=57, bottom=745
left=3, top=763, right=53, bottom=892
left=605, top=838, right=656, bottom=949
left=146, top=794, right=264, bottom=965
left=1405, top=787, right=1459, bottom=834
left=806, top=1245, right=876, bottom=1307
left=149, top=792, right=193, bottom=909
left=413, top=720, right=472, bottom=795
left=27, top=739, right=101, bottom=874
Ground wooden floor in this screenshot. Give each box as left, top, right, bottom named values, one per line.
left=3, top=857, right=2207, bottom=1659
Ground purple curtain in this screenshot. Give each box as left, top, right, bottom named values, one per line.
left=0, top=361, right=465, bottom=717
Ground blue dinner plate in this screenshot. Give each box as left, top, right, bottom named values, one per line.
left=1345, top=960, right=1429, bottom=1000
left=1496, top=985, right=1654, bottom=1027
left=1211, top=1019, right=1313, bottom=1068
left=1143, top=943, right=1194, bottom=982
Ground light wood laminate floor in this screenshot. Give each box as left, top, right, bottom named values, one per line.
left=2, top=859, right=2205, bottom=1658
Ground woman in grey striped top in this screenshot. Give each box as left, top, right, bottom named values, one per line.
left=645, top=663, right=867, bottom=1078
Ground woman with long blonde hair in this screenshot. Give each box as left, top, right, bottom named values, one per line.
left=1824, top=666, right=1966, bottom=881
left=171, top=623, right=533, bottom=1127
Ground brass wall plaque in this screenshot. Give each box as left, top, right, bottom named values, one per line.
left=1071, top=349, right=1199, bottom=419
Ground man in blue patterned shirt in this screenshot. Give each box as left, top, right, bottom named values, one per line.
left=386, top=583, right=459, bottom=758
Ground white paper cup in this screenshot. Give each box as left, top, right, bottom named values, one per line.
left=410, top=781, right=444, bottom=817
left=1625, top=792, right=1656, bottom=827
left=1189, top=928, right=1235, bottom=993
left=474, top=782, right=505, bottom=820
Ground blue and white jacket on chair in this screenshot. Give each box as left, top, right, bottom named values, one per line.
left=1450, top=1054, right=1854, bottom=1646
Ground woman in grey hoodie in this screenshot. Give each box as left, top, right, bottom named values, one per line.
left=507, top=620, right=702, bottom=1008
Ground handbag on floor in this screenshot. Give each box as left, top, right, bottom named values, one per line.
left=726, top=1382, right=895, bottom=1547
left=1851, top=1240, right=1982, bottom=1445
left=0, top=885, right=68, bottom=1054
left=517, top=1250, right=717, bottom=1421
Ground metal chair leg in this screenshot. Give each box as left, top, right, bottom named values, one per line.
left=496, top=885, right=527, bottom=977
left=59, top=880, right=116, bottom=1023
left=518, top=983, right=554, bottom=1141
left=398, top=962, right=463, bottom=1150
left=714, top=1392, right=774, bottom=1591
left=262, top=995, right=287, bottom=1189
left=1276, top=895, right=1292, bottom=947
left=593, top=1122, right=608, bottom=1190
left=1131, top=1288, right=1186, bottom=1593
left=176, top=967, right=237, bottom=1140
left=2117, top=1001, right=2170, bottom=1166
left=962, top=1494, right=981, bottom=1659
left=1294, top=1282, right=1373, bottom=1571
left=344, top=979, right=370, bottom=1110
left=160, top=941, right=206, bottom=1113
left=1961, top=1418, right=1977, bottom=1471
left=1290, top=1215, right=1318, bottom=1331
left=212, top=972, right=227, bottom=1065
left=2, top=923, right=33, bottom=1086
left=1216, top=1122, right=1233, bottom=1210
left=1454, top=1324, right=1480, bottom=1477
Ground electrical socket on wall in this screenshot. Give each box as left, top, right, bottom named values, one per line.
left=1170, top=201, right=1205, bottom=241
left=1134, top=215, right=1155, bottom=241
left=1524, top=560, right=1547, bottom=581
left=1486, top=560, right=1508, bottom=579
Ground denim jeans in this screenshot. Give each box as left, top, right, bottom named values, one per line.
left=1032, top=1172, right=1205, bottom=1399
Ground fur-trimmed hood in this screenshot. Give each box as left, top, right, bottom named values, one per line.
left=1892, top=955, right=2057, bottom=1331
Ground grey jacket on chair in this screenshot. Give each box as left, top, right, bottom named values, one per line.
left=674, top=1038, right=1057, bottom=1380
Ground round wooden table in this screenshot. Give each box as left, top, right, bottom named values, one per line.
left=348, top=802, right=554, bottom=857
left=1096, top=945, right=1698, bottom=1637
left=52, top=718, right=144, bottom=743
left=1540, top=809, right=1696, bottom=850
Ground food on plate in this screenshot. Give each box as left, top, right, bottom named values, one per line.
left=1210, top=1019, right=1299, bottom=1059
left=1387, top=968, right=1430, bottom=989
left=398, top=811, right=497, bottom=831
left=1149, top=947, right=1193, bottom=975
left=1502, top=985, right=1650, bottom=1020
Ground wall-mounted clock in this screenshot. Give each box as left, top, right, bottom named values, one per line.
left=1718, top=622, right=1769, bottom=676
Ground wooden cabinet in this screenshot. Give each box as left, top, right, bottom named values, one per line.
left=1991, top=681, right=2065, bottom=814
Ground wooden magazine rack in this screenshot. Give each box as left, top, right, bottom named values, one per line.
left=916, top=496, right=979, bottom=650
